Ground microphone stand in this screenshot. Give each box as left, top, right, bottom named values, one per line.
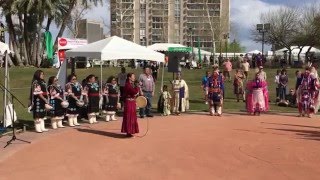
left=0, top=83, right=31, bottom=148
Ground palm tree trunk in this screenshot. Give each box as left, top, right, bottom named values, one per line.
left=19, top=13, right=29, bottom=65
left=5, top=14, right=23, bottom=66
left=53, top=0, right=77, bottom=51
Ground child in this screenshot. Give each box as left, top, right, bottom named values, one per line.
left=158, top=85, right=172, bottom=116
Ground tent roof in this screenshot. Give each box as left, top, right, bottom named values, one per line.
left=193, top=47, right=211, bottom=55
left=275, top=46, right=320, bottom=55
left=246, top=50, right=261, bottom=54
left=66, top=36, right=165, bottom=62
left=0, top=42, right=12, bottom=54
left=148, top=43, right=187, bottom=52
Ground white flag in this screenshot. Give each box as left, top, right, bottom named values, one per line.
left=57, top=60, right=67, bottom=90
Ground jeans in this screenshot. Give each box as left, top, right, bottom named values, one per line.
left=140, top=91, right=152, bottom=116
left=279, top=86, right=286, bottom=100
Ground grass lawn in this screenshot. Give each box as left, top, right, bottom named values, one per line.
left=0, top=66, right=300, bottom=122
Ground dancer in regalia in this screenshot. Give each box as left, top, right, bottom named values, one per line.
left=121, top=73, right=140, bottom=137
left=171, top=72, right=189, bottom=115
left=84, top=74, right=100, bottom=124
left=246, top=72, right=269, bottom=115
left=30, top=70, right=50, bottom=133
left=233, top=69, right=246, bottom=102
left=206, top=70, right=224, bottom=116
left=103, top=76, right=120, bottom=121
left=296, top=67, right=320, bottom=117
left=158, top=85, right=172, bottom=116
left=48, top=76, right=66, bottom=129
left=65, top=74, right=83, bottom=126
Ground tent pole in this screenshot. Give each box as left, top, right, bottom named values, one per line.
left=161, top=62, right=164, bottom=92
left=100, top=61, right=103, bottom=91
left=3, top=52, right=8, bottom=127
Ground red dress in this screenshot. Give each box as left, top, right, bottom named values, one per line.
left=121, top=81, right=140, bottom=134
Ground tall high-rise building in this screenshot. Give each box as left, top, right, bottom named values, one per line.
left=110, top=0, right=230, bottom=52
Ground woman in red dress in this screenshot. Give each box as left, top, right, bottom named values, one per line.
left=121, top=73, right=140, bottom=137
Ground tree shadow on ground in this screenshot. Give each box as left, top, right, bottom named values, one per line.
left=266, top=128, right=320, bottom=141
left=262, top=122, right=320, bottom=129
left=76, top=128, right=128, bottom=139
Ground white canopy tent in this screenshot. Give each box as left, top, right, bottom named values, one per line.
left=0, top=42, right=12, bottom=55
left=66, top=36, right=165, bottom=89
left=147, top=43, right=186, bottom=52
left=275, top=46, right=320, bottom=56
left=246, top=50, right=261, bottom=54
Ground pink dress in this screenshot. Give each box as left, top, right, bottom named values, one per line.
left=246, top=79, right=269, bottom=113
left=121, top=81, right=140, bottom=134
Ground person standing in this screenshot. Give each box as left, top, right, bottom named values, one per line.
left=206, top=70, right=224, bottom=116
left=48, top=76, right=66, bottom=129
left=201, top=71, right=211, bottom=104
left=222, top=58, right=232, bottom=81
left=151, top=62, right=159, bottom=82
left=296, top=67, right=320, bottom=118
left=246, top=72, right=269, bottom=115
left=103, top=76, right=120, bottom=122
left=158, top=85, right=172, bottom=116
left=241, top=58, right=250, bottom=79
left=121, top=73, right=140, bottom=137
left=258, top=66, right=267, bottom=81
left=278, top=69, right=288, bottom=103
left=117, top=67, right=127, bottom=105
left=295, top=70, right=303, bottom=91
left=138, top=67, right=155, bottom=118
left=172, top=72, right=189, bottom=115
left=274, top=69, right=281, bottom=102
left=30, top=70, right=50, bottom=133
left=84, top=74, right=100, bottom=124
left=233, top=69, right=246, bottom=102
left=66, top=74, right=83, bottom=126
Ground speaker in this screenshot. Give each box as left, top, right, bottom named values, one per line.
left=168, top=54, right=180, bottom=73
left=168, top=52, right=184, bottom=73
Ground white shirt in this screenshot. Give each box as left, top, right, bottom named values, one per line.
left=241, top=62, right=250, bottom=72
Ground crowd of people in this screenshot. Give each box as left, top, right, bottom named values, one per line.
left=28, top=59, right=320, bottom=136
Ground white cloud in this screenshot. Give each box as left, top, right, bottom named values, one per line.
left=231, top=0, right=282, bottom=51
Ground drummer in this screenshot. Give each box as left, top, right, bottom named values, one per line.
left=66, top=74, right=83, bottom=126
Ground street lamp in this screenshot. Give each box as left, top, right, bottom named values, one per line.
left=188, top=27, right=194, bottom=60
left=256, top=23, right=270, bottom=56
left=232, top=39, right=236, bottom=60
left=223, top=33, right=229, bottom=59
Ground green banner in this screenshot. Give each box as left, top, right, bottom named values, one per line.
left=168, top=47, right=192, bottom=52
left=45, top=31, right=53, bottom=64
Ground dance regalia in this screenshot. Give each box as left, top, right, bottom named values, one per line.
left=103, top=83, right=119, bottom=121
left=48, top=85, right=65, bottom=117
left=206, top=76, right=223, bottom=115
left=32, top=80, right=48, bottom=119
left=157, top=91, right=172, bottom=116
left=121, top=81, right=140, bottom=134
left=172, top=79, right=189, bottom=114
left=66, top=82, right=82, bottom=115
left=103, top=83, right=119, bottom=112
left=85, top=82, right=100, bottom=113
left=246, top=78, right=269, bottom=114
left=297, top=74, right=320, bottom=115
left=233, top=74, right=245, bottom=95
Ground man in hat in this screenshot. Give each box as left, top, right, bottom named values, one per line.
left=206, top=70, right=224, bottom=116
left=172, top=72, right=189, bottom=115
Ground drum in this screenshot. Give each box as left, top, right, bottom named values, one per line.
left=136, top=96, right=147, bottom=108
left=61, top=101, right=69, bottom=108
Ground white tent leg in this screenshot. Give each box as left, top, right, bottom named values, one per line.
left=160, top=62, right=164, bottom=92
